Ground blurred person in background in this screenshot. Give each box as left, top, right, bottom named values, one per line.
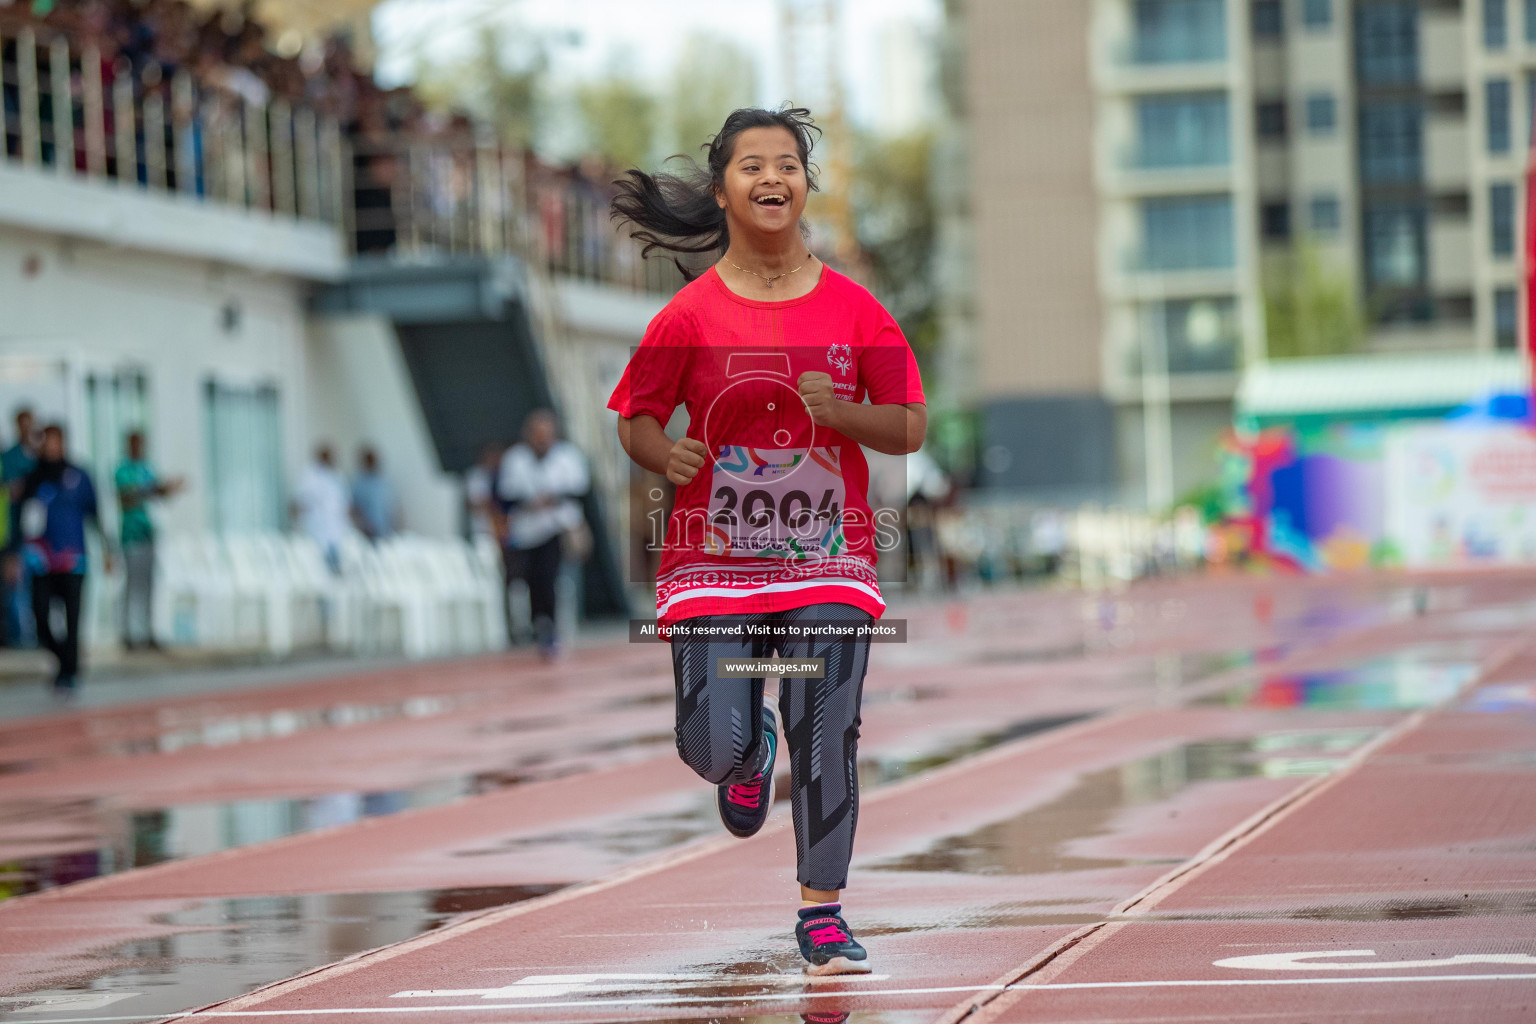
left=20, top=424, right=111, bottom=695
left=1031, top=510, right=1066, bottom=578
left=904, top=446, right=951, bottom=592
left=115, top=430, right=184, bottom=650
left=293, top=444, right=349, bottom=573
left=350, top=445, right=398, bottom=542
left=498, top=410, right=588, bottom=660
left=1, top=407, right=38, bottom=647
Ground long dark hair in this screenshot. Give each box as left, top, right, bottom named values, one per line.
left=611, top=107, right=821, bottom=279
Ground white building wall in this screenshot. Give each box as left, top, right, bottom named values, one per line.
left=303, top=314, right=461, bottom=538
left=0, top=223, right=312, bottom=536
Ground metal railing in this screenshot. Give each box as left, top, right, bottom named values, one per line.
left=351, top=136, right=687, bottom=295
left=0, top=26, right=680, bottom=294
left=0, top=26, right=347, bottom=225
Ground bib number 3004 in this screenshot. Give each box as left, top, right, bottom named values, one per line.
left=706, top=446, right=847, bottom=560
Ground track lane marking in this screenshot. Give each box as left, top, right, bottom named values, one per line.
left=930, top=636, right=1534, bottom=1024
left=12, top=973, right=1536, bottom=1022
left=1216, top=950, right=1536, bottom=971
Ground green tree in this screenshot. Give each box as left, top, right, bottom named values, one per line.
left=1263, top=241, right=1366, bottom=359
left=665, top=34, right=761, bottom=158
left=412, top=26, right=547, bottom=149
left=576, top=70, right=658, bottom=170
left=852, top=129, right=940, bottom=372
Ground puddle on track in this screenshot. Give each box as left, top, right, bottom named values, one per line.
left=0, top=733, right=676, bottom=898
left=866, top=730, right=1375, bottom=877
left=452, top=801, right=720, bottom=860
left=0, top=884, right=563, bottom=1022
left=0, top=706, right=1124, bottom=1017
left=855, top=713, right=1097, bottom=790
left=0, top=678, right=675, bottom=773
left=1198, top=643, right=1482, bottom=712
left=1148, top=890, right=1536, bottom=924
left=0, top=692, right=499, bottom=770
left=3, top=705, right=1112, bottom=896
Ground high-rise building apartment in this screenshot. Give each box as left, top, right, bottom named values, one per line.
left=967, top=0, right=1526, bottom=504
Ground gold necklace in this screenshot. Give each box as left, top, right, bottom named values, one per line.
left=723, top=252, right=816, bottom=289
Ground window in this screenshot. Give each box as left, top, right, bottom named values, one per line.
left=1488, top=79, right=1512, bottom=154
left=204, top=380, right=284, bottom=532
left=1491, top=182, right=1516, bottom=258
left=1355, top=2, right=1419, bottom=85
left=1527, top=72, right=1536, bottom=147
left=1161, top=298, right=1241, bottom=373
left=1262, top=201, right=1293, bottom=240
left=1440, top=295, right=1476, bottom=322
left=1431, top=192, right=1471, bottom=217
left=1528, top=72, right=1536, bottom=147
left=83, top=369, right=149, bottom=538
left=1253, top=0, right=1284, bottom=37
left=1134, top=0, right=1228, bottom=63
left=1364, top=203, right=1426, bottom=288
left=1141, top=195, right=1236, bottom=270
left=1528, top=0, right=1536, bottom=43
left=1487, top=0, right=1509, bottom=49
left=1257, top=100, right=1289, bottom=140
left=1496, top=288, right=1520, bottom=348
left=1304, top=0, right=1332, bottom=28
left=1307, top=94, right=1337, bottom=133
left=1136, top=93, right=1231, bottom=167
left=1427, top=91, right=1467, bottom=117
left=1311, top=195, right=1342, bottom=232
left=1359, top=101, right=1424, bottom=182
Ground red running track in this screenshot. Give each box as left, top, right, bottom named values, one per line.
left=2, top=571, right=1535, bottom=1022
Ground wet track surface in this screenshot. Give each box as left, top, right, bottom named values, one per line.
left=1, top=571, right=1535, bottom=1022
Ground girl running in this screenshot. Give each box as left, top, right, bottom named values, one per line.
left=607, top=107, right=926, bottom=976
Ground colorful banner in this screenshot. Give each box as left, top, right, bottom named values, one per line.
left=1383, top=423, right=1536, bottom=566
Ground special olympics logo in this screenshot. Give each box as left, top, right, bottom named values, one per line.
left=827, top=343, right=853, bottom=376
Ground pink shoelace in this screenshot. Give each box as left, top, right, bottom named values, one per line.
left=806, top=921, right=850, bottom=946
left=726, top=776, right=764, bottom=809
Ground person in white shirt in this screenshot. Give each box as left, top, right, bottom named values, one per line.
left=294, top=445, right=351, bottom=574
left=498, top=410, right=588, bottom=658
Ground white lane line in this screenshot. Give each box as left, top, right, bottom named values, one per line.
left=391, top=972, right=892, bottom=1000
left=1216, top=949, right=1536, bottom=971
left=15, top=973, right=1536, bottom=1022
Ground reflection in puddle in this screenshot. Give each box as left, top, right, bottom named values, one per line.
left=0, top=885, right=561, bottom=1021
left=867, top=733, right=1370, bottom=877
left=861, top=685, right=949, bottom=706
left=1464, top=683, right=1536, bottom=713
left=856, top=714, right=1096, bottom=790
left=0, top=785, right=458, bottom=898
left=0, top=693, right=494, bottom=767
left=1287, top=891, right=1536, bottom=922
left=1154, top=891, right=1536, bottom=923
left=1201, top=648, right=1480, bottom=711
left=1445, top=601, right=1536, bottom=633
left=0, top=730, right=678, bottom=899
left=454, top=802, right=719, bottom=861
left=644, top=1013, right=930, bottom=1024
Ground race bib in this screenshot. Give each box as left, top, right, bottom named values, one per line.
left=705, top=446, right=846, bottom=560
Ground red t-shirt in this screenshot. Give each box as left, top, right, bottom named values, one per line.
left=608, top=265, right=926, bottom=626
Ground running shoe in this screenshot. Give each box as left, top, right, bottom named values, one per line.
left=795, top=903, right=871, bottom=976
left=716, top=697, right=777, bottom=838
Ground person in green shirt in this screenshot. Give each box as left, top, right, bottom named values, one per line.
left=115, top=431, right=183, bottom=650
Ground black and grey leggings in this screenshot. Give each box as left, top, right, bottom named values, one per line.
left=671, top=602, right=872, bottom=891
